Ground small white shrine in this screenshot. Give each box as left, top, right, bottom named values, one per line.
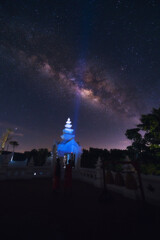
left=53, top=118, right=82, bottom=169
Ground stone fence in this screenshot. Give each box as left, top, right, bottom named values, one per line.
left=74, top=161, right=160, bottom=206
left=0, top=165, right=53, bottom=180
left=1, top=158, right=160, bottom=206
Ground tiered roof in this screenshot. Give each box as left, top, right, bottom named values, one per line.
left=61, top=118, right=75, bottom=141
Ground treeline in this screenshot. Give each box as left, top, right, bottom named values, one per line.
left=24, top=148, right=51, bottom=166
left=80, top=148, right=127, bottom=169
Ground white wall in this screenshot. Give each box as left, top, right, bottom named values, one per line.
left=74, top=167, right=160, bottom=206
left=0, top=165, right=53, bottom=180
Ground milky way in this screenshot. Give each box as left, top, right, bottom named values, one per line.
left=0, top=0, right=160, bottom=151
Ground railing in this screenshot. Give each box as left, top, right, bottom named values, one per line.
left=0, top=165, right=53, bottom=180
left=78, top=168, right=97, bottom=183
left=73, top=159, right=160, bottom=206
left=73, top=167, right=103, bottom=188
left=1, top=160, right=160, bottom=206
left=104, top=170, right=160, bottom=206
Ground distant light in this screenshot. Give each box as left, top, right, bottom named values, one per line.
left=34, top=172, right=36, bottom=176
left=10, top=155, right=14, bottom=162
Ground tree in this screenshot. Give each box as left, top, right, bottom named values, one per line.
left=125, top=128, right=146, bottom=153
left=125, top=107, right=160, bottom=161
left=108, top=149, right=127, bottom=171
left=9, top=141, right=19, bottom=153
left=6, top=135, right=12, bottom=151
left=125, top=128, right=141, bottom=142
left=137, top=108, right=160, bottom=149
left=29, top=148, right=49, bottom=166
left=37, top=148, right=49, bottom=166
left=80, top=148, right=110, bottom=168
left=109, top=149, right=127, bottom=161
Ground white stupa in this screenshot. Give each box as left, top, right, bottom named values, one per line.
left=61, top=118, right=75, bottom=141
left=54, top=118, right=82, bottom=169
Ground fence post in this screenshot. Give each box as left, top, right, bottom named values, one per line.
left=95, top=157, right=103, bottom=188
left=132, top=160, right=145, bottom=202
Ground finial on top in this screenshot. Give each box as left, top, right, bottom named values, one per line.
left=65, top=118, right=72, bottom=128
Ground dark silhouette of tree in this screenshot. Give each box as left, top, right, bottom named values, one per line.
left=37, top=148, right=49, bottom=166
left=80, top=148, right=127, bottom=170
left=109, top=149, right=127, bottom=161
left=9, top=141, right=19, bottom=153
left=81, top=148, right=111, bottom=168
left=138, top=108, right=160, bottom=149
left=125, top=107, right=160, bottom=162
left=27, top=148, right=49, bottom=166
left=125, top=128, right=146, bottom=153
left=108, top=149, right=127, bottom=171
left=80, top=149, right=89, bottom=168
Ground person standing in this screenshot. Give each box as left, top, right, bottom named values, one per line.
left=64, top=159, right=72, bottom=195
left=52, top=158, right=61, bottom=192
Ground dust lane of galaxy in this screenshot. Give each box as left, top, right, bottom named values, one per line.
left=0, top=0, right=160, bottom=152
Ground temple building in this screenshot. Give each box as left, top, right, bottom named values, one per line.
left=53, top=118, right=82, bottom=169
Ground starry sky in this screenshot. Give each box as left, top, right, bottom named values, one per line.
left=0, top=0, right=160, bottom=152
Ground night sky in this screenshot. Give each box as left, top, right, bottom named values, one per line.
left=0, top=0, right=160, bottom=152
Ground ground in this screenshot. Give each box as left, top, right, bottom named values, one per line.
left=0, top=177, right=159, bottom=240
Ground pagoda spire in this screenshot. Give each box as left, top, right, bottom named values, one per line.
left=65, top=118, right=72, bottom=129
left=61, top=118, right=75, bottom=140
